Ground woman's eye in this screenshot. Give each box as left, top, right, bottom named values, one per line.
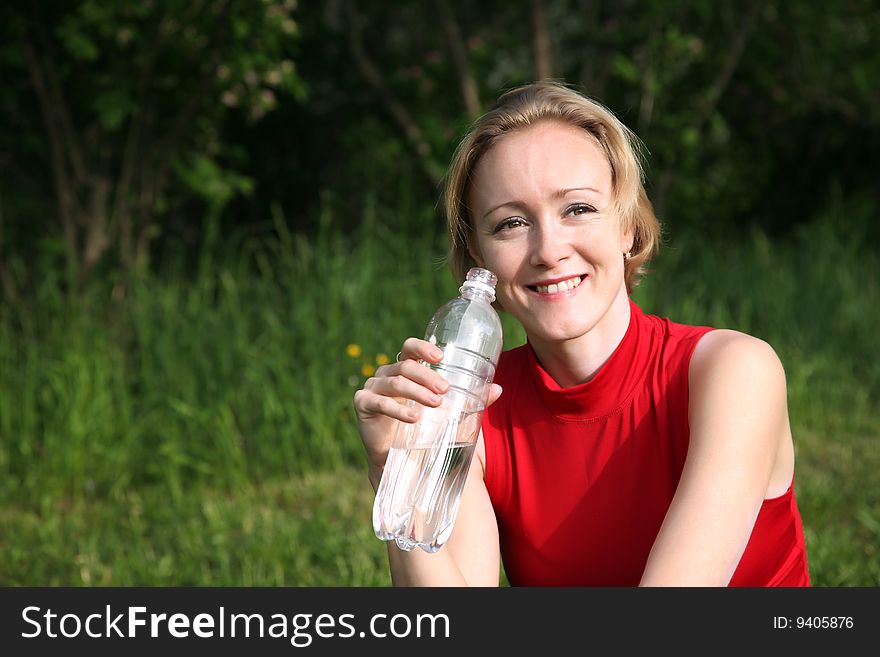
left=493, top=217, right=527, bottom=233
left=569, top=204, right=596, bottom=216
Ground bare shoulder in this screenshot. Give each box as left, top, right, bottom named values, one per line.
left=686, top=328, right=793, bottom=498
left=687, top=329, right=790, bottom=451
left=690, top=329, right=786, bottom=390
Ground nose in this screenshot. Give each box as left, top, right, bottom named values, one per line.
left=528, top=219, right=572, bottom=268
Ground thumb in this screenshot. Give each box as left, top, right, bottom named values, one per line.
left=487, top=383, right=503, bottom=407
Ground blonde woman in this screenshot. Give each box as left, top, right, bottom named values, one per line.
left=354, top=81, right=809, bottom=587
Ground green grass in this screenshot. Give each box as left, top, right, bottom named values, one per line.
left=0, top=467, right=390, bottom=586
left=0, top=197, right=877, bottom=586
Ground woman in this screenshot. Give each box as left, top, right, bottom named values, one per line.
left=353, top=81, right=810, bottom=586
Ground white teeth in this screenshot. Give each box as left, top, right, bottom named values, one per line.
left=534, top=276, right=581, bottom=294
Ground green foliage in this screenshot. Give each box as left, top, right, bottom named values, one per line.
left=0, top=0, right=877, bottom=587
left=321, top=0, right=879, bottom=236
left=0, top=195, right=454, bottom=502
left=0, top=0, right=306, bottom=281
left=175, top=154, right=255, bottom=208
left=0, top=198, right=877, bottom=585
left=47, top=0, right=305, bottom=125
left=2, top=0, right=877, bottom=286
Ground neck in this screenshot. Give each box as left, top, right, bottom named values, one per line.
left=528, top=285, right=632, bottom=388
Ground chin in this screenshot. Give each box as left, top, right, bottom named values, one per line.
left=525, top=317, right=597, bottom=345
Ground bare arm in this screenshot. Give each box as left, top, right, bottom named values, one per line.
left=354, top=338, right=502, bottom=586
left=639, top=330, right=795, bottom=586
left=386, top=432, right=500, bottom=586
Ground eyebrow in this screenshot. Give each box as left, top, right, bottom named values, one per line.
left=481, top=187, right=602, bottom=219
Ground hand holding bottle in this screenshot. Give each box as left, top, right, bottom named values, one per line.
left=368, top=268, right=505, bottom=553
left=354, top=338, right=447, bottom=489
left=354, top=338, right=502, bottom=490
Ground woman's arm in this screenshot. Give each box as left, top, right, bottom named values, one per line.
left=639, top=329, right=795, bottom=586
left=354, top=337, right=501, bottom=586
left=385, top=432, right=501, bottom=587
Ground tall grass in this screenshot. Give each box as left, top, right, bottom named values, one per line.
left=0, top=200, right=457, bottom=505
left=0, top=195, right=876, bottom=585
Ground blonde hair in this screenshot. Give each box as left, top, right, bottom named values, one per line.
left=443, top=81, right=660, bottom=293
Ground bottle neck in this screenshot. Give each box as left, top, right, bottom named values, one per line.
left=460, top=284, right=495, bottom=303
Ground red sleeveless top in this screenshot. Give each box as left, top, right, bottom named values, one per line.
left=483, top=300, right=810, bottom=586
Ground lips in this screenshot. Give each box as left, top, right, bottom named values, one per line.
left=527, top=275, right=584, bottom=295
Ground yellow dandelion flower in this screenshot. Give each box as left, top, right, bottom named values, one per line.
left=375, top=353, right=390, bottom=366
left=346, top=343, right=362, bottom=358
left=362, top=362, right=376, bottom=377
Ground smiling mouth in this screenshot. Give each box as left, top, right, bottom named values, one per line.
left=527, top=275, right=585, bottom=295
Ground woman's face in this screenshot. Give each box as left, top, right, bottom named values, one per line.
left=467, top=120, right=632, bottom=347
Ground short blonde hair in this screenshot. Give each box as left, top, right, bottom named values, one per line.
left=443, top=81, right=660, bottom=293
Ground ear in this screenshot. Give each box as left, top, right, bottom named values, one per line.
left=467, top=234, right=485, bottom=267
left=621, top=225, right=634, bottom=254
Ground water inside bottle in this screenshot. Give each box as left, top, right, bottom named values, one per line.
left=372, top=269, right=502, bottom=554
left=373, top=404, right=479, bottom=553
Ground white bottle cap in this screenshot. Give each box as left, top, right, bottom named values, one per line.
left=461, top=267, right=497, bottom=301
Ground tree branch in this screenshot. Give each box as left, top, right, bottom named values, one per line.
left=435, top=0, right=481, bottom=119
left=36, top=25, right=89, bottom=194
left=636, top=25, right=663, bottom=134
left=531, top=0, right=553, bottom=81
left=142, top=1, right=228, bottom=269
left=111, top=106, right=141, bottom=266
left=81, top=174, right=111, bottom=277
left=693, top=1, right=761, bottom=136
left=0, top=192, right=19, bottom=304
left=23, top=41, right=80, bottom=278
left=654, top=1, right=762, bottom=214
left=344, top=0, right=443, bottom=188
left=111, top=42, right=157, bottom=268
left=155, top=1, right=228, bottom=162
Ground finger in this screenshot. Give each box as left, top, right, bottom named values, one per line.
left=371, top=358, right=449, bottom=396
left=398, top=358, right=450, bottom=394
left=400, top=337, right=444, bottom=364
left=355, top=389, right=423, bottom=423
left=486, top=383, right=503, bottom=407
left=367, top=371, right=445, bottom=408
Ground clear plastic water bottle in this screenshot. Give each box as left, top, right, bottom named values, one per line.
left=372, top=267, right=504, bottom=553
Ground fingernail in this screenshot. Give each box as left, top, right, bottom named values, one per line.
left=430, top=394, right=443, bottom=405
left=431, top=347, right=443, bottom=359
